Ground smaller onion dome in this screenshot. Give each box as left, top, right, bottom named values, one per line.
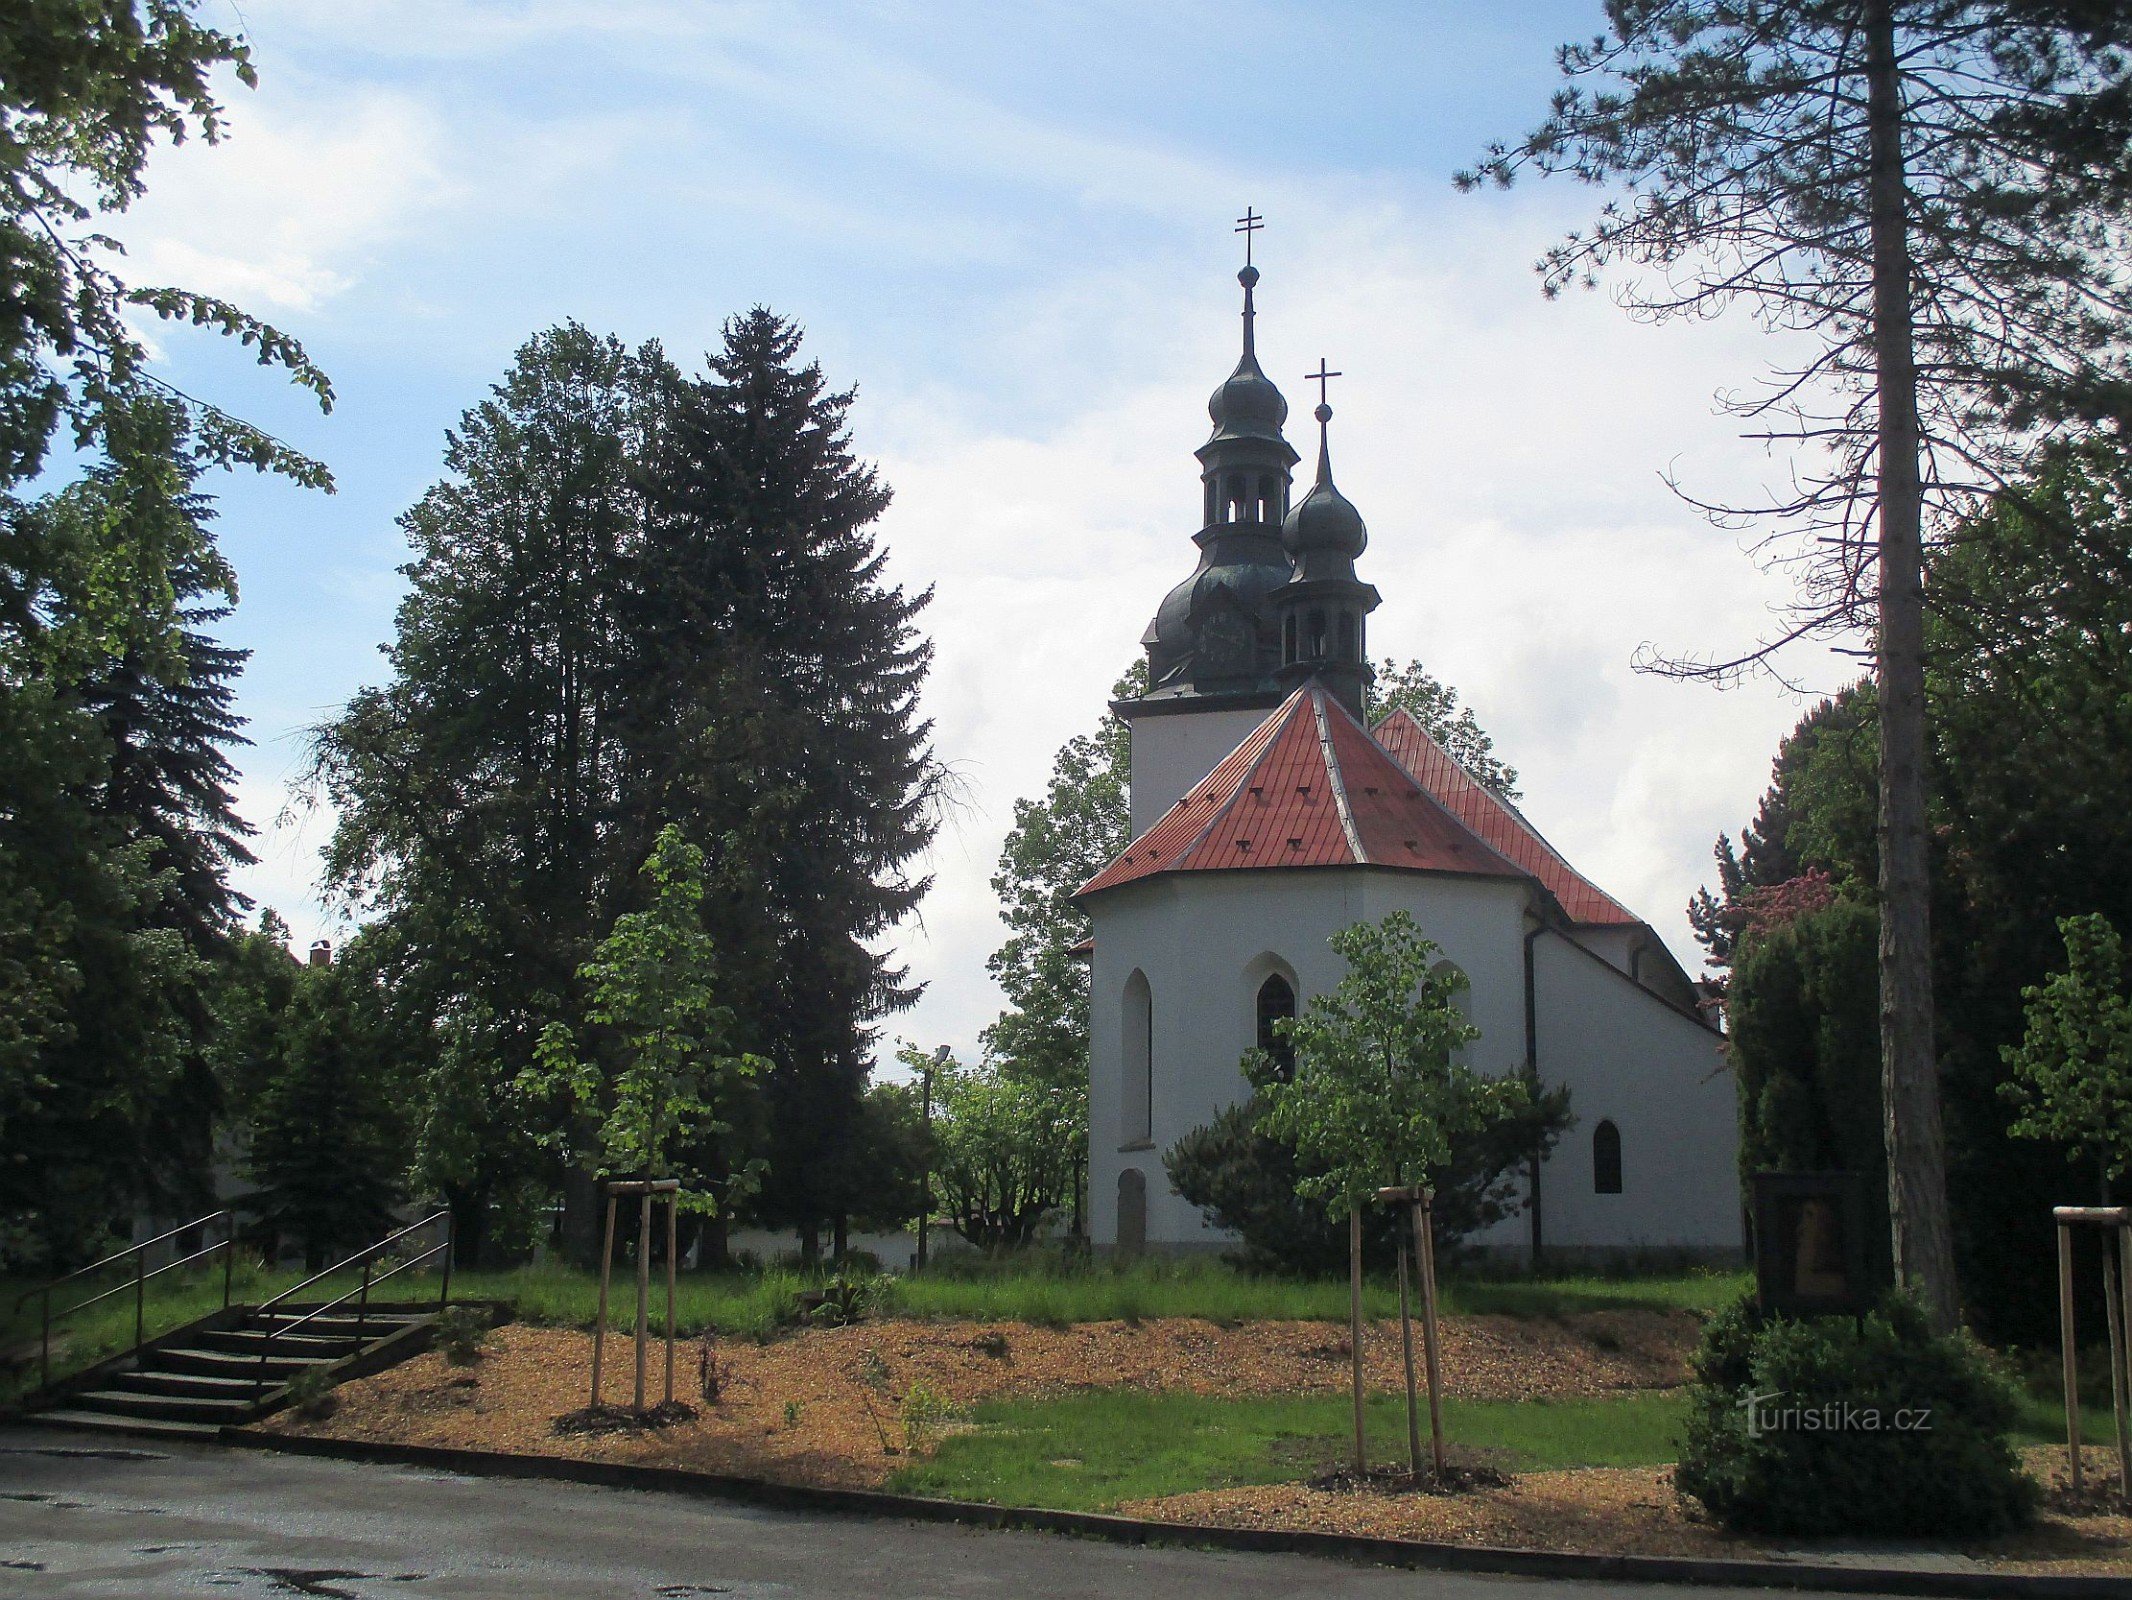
left=1281, top=402, right=1367, bottom=561
left=1205, top=266, right=1289, bottom=444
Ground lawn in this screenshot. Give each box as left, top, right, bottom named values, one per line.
left=886, top=1388, right=2127, bottom=1514
left=886, top=1390, right=1694, bottom=1511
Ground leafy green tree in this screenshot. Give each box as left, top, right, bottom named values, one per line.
left=244, top=944, right=407, bottom=1271
left=1366, top=659, right=1519, bottom=800
left=980, top=662, right=1139, bottom=1096
left=2002, top=913, right=2132, bottom=1198
left=1255, top=911, right=1530, bottom=1472
left=843, top=1078, right=931, bottom=1242
left=308, top=324, right=675, bottom=1259
left=1473, top=0, right=2132, bottom=1333
left=903, top=1044, right=1077, bottom=1252
left=630, top=309, right=940, bottom=1256
left=2, top=0, right=333, bottom=488
left=522, top=825, right=767, bottom=1215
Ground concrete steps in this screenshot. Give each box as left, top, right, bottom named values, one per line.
left=22, top=1304, right=438, bottom=1436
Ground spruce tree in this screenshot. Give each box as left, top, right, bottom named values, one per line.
left=629, top=309, right=939, bottom=1254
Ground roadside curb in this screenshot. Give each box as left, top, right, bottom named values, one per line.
left=220, top=1429, right=2132, bottom=1598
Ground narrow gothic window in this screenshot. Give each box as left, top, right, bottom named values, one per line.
left=1117, top=1169, right=1147, bottom=1257
left=1594, top=1119, right=1623, bottom=1194
left=1255, top=973, right=1296, bottom=1080
left=1122, top=970, right=1153, bottom=1145
left=1308, top=609, right=1327, bottom=658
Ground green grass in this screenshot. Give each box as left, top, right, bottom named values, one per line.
left=887, top=1390, right=1694, bottom=1511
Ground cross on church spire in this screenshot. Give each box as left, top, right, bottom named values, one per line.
left=1235, top=206, right=1263, bottom=267
left=1306, top=358, right=1342, bottom=412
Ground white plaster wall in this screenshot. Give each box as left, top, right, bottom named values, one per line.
left=1126, top=706, right=1280, bottom=836
left=1532, top=930, right=1742, bottom=1252
left=1087, top=867, right=1534, bottom=1250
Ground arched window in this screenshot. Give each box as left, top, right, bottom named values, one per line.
left=1122, top=969, right=1153, bottom=1146
left=1593, top=1119, right=1623, bottom=1194
left=1203, top=479, right=1217, bottom=525
left=1282, top=613, right=1298, bottom=664
left=1307, top=609, right=1327, bottom=659
left=1337, top=612, right=1356, bottom=660
left=1255, top=973, right=1297, bottom=1079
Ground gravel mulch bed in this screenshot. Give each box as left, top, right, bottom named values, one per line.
left=261, top=1312, right=1694, bottom=1490
left=1120, top=1448, right=2132, bottom=1576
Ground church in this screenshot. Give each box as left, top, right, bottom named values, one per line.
left=1073, top=247, right=1742, bottom=1266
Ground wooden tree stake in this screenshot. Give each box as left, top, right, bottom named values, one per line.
left=591, top=1191, right=618, bottom=1410
left=1394, top=1211, right=1422, bottom=1475
left=1415, top=1194, right=1448, bottom=1478
left=635, top=1190, right=652, bottom=1410
left=1348, top=1207, right=1366, bottom=1476
left=665, top=1194, right=679, bottom=1406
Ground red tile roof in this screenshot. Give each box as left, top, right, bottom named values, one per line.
left=1076, top=685, right=1530, bottom=898
left=1369, top=707, right=1639, bottom=927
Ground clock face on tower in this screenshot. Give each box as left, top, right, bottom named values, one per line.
left=1197, top=608, right=1254, bottom=676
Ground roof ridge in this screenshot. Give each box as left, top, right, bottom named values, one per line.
left=1310, top=690, right=1367, bottom=863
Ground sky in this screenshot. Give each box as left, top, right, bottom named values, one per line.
left=113, top=0, right=1854, bottom=1068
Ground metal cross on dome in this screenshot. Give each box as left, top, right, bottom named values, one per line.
left=1306, top=358, right=1342, bottom=407
left=1235, top=206, right=1263, bottom=266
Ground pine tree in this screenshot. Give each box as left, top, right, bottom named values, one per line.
left=628, top=308, right=940, bottom=1254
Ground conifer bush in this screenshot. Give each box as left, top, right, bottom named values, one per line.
left=1675, top=1294, right=2034, bottom=1537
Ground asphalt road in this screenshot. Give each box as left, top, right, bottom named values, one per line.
left=0, top=1424, right=1883, bottom=1599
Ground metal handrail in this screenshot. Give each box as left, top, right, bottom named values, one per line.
left=12, top=1209, right=237, bottom=1393
left=252, top=1211, right=452, bottom=1396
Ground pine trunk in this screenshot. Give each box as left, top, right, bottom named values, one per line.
left=1865, top=0, right=1961, bottom=1333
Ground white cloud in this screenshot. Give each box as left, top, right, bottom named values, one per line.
left=118, top=82, right=456, bottom=313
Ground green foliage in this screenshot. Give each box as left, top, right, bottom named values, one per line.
left=1166, top=1080, right=1572, bottom=1275
left=1675, top=1294, right=2034, bottom=1538
left=1365, top=658, right=1519, bottom=800
left=980, top=661, right=1139, bottom=1097
left=244, top=943, right=407, bottom=1271
left=520, top=824, right=767, bottom=1214
left=899, top=1381, right=954, bottom=1454
left=2003, top=913, right=2132, bottom=1189
left=1254, top=912, right=1528, bottom=1217
left=281, top=1363, right=339, bottom=1420
left=432, top=1303, right=491, bottom=1366
left=1728, top=899, right=1892, bottom=1283
left=908, top=1045, right=1079, bottom=1251
left=805, top=1267, right=887, bottom=1328
left=0, top=1, right=333, bottom=490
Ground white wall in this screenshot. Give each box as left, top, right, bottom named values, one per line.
left=1532, top=930, right=1741, bottom=1254
left=1125, top=704, right=1281, bottom=836
left=1086, top=866, right=1533, bottom=1250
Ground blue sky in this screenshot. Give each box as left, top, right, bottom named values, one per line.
left=114, top=1, right=1846, bottom=1066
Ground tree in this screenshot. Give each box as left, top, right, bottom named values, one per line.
left=244, top=944, right=406, bottom=1271
left=522, top=824, right=767, bottom=1215
left=1366, top=658, right=1519, bottom=800
left=2002, top=913, right=2132, bottom=1197
left=1254, top=911, right=1529, bottom=1476
left=981, top=661, right=1139, bottom=1095
left=1471, top=4, right=2132, bottom=1331
left=1694, top=438, right=2132, bottom=1334
left=307, top=324, right=675, bottom=1260
left=2, top=0, right=333, bottom=489
left=630, top=309, right=941, bottom=1255
left=907, top=1044, right=1077, bottom=1252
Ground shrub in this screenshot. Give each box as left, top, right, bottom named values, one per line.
left=1674, top=1293, right=2035, bottom=1537
left=900, top=1382, right=954, bottom=1454
left=433, top=1304, right=491, bottom=1366
left=281, top=1364, right=339, bottom=1420
left=807, top=1269, right=887, bottom=1328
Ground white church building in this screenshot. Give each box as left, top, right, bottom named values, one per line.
left=1073, top=256, right=1741, bottom=1267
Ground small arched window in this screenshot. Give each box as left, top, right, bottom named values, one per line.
left=1122, top=969, right=1153, bottom=1146
left=1116, top=1168, right=1147, bottom=1257
left=1594, top=1119, right=1623, bottom=1194
left=1307, top=609, right=1327, bottom=659
left=1255, top=973, right=1297, bottom=1080
left=1282, top=613, right=1298, bottom=664
left=1338, top=612, right=1356, bottom=660
left=1203, top=479, right=1217, bottom=525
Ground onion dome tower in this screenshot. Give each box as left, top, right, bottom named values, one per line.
left=1138, top=251, right=1299, bottom=700
left=1272, top=371, right=1379, bottom=715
